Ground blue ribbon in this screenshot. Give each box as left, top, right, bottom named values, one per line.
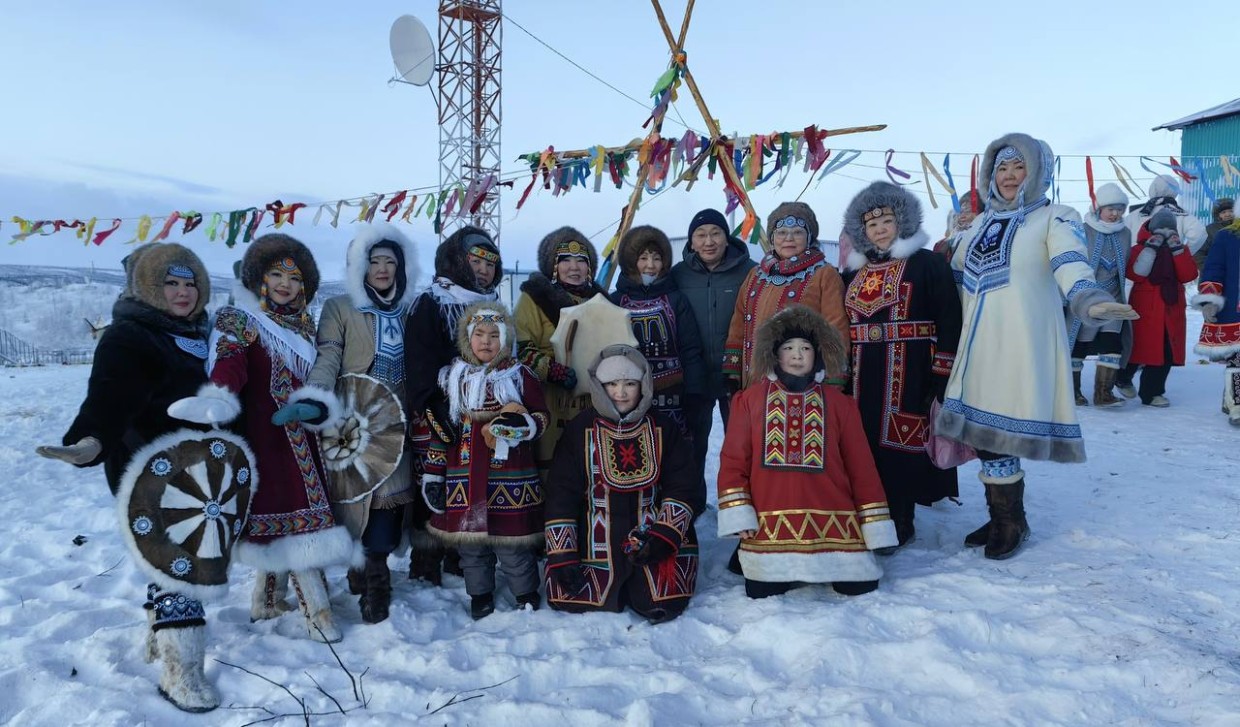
left=943, top=154, right=961, bottom=213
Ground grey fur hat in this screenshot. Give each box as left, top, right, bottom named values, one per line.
left=979, top=132, right=1054, bottom=212
left=767, top=201, right=819, bottom=244
left=843, top=181, right=923, bottom=257
left=537, top=226, right=597, bottom=278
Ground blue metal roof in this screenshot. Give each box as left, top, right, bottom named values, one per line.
left=1153, top=98, right=1240, bottom=131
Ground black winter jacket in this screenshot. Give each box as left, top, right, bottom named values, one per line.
left=669, top=236, right=757, bottom=397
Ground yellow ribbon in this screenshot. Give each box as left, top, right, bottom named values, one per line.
left=1221, top=155, right=1239, bottom=188
left=1107, top=157, right=1143, bottom=199
left=919, top=152, right=955, bottom=210
left=128, top=215, right=153, bottom=244
left=78, top=217, right=98, bottom=246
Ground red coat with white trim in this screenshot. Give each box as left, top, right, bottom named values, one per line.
left=1126, top=229, right=1197, bottom=366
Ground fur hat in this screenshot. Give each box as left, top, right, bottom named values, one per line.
left=979, top=132, right=1054, bottom=212
left=1093, top=183, right=1129, bottom=212
left=751, top=305, right=847, bottom=382
left=124, top=242, right=211, bottom=318
left=586, top=344, right=653, bottom=424
left=239, top=233, right=320, bottom=305
left=617, top=225, right=673, bottom=281
left=1148, top=174, right=1180, bottom=200
left=767, top=201, right=819, bottom=244
left=843, top=181, right=923, bottom=255
left=1213, top=198, right=1234, bottom=220
left=435, top=225, right=502, bottom=294
left=454, top=301, right=515, bottom=367
left=688, top=208, right=729, bottom=240
left=345, top=223, right=419, bottom=309
left=537, top=226, right=597, bottom=278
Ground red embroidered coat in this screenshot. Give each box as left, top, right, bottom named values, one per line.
left=723, top=249, right=849, bottom=388
left=543, top=409, right=703, bottom=616
left=842, top=248, right=962, bottom=508
left=717, top=378, right=896, bottom=583
left=209, top=307, right=353, bottom=571
left=424, top=362, right=549, bottom=546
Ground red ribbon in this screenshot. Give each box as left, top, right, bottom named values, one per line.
left=92, top=219, right=122, bottom=246
left=1085, top=156, right=1096, bottom=209
left=181, top=212, right=204, bottom=234
left=151, top=212, right=182, bottom=242
left=969, top=155, right=980, bottom=213
left=383, top=191, right=408, bottom=222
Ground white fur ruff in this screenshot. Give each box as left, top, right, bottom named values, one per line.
left=738, top=549, right=883, bottom=584
left=344, top=223, right=420, bottom=310
left=861, top=519, right=899, bottom=550
left=439, top=360, right=525, bottom=422
left=234, top=524, right=360, bottom=571
left=215, top=285, right=317, bottom=384
left=844, top=230, right=929, bottom=271
left=287, top=384, right=345, bottom=432
left=167, top=383, right=242, bottom=426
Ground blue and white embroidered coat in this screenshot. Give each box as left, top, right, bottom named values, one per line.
left=940, top=202, right=1113, bottom=462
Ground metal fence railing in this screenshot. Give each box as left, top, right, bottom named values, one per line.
left=0, top=328, right=94, bottom=367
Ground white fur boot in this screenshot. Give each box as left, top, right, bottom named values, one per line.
left=250, top=570, right=293, bottom=621
left=1226, top=369, right=1240, bottom=426
left=144, top=608, right=159, bottom=663
left=155, top=625, right=220, bottom=713
left=291, top=569, right=342, bottom=643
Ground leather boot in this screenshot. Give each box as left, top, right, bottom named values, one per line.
left=346, top=567, right=365, bottom=596
left=984, top=480, right=1030, bottom=560
left=1072, top=369, right=1088, bottom=406
left=964, top=485, right=992, bottom=548
left=359, top=553, right=392, bottom=624
left=1093, top=366, right=1125, bottom=408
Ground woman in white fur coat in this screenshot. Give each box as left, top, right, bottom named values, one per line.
left=937, top=133, right=1137, bottom=560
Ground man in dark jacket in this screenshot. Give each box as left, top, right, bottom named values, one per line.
left=670, top=208, right=756, bottom=478
left=1198, top=198, right=1234, bottom=273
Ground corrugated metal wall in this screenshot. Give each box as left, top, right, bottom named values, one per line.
left=1178, top=115, right=1240, bottom=223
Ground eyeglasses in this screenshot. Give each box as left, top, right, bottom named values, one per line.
left=773, top=228, right=807, bottom=241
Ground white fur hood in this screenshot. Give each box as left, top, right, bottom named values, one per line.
left=344, top=223, right=420, bottom=310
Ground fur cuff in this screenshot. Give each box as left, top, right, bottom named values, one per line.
left=717, top=503, right=759, bottom=537
left=167, top=383, right=242, bottom=426
left=287, top=384, right=344, bottom=431
left=1191, top=293, right=1226, bottom=310
left=861, top=519, right=898, bottom=550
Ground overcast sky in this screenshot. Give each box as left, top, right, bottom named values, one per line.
left=1, top=0, right=1230, bottom=281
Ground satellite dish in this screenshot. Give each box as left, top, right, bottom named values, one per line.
left=389, top=15, right=435, bottom=86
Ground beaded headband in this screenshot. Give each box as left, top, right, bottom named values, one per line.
left=862, top=206, right=894, bottom=223
left=166, top=264, right=195, bottom=280
left=468, top=245, right=500, bottom=263
left=270, top=256, right=301, bottom=276
left=773, top=215, right=808, bottom=232
left=555, top=239, right=590, bottom=258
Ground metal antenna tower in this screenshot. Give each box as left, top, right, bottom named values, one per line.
left=437, top=0, right=502, bottom=241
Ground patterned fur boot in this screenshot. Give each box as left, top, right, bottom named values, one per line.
left=292, top=569, right=342, bottom=643
left=1227, top=368, right=1240, bottom=427
left=250, top=570, right=292, bottom=621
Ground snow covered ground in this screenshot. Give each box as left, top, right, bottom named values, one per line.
left=2, top=312, right=1239, bottom=726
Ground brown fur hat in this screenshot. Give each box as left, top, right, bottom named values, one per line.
left=752, top=305, right=847, bottom=381
left=537, top=226, right=598, bottom=278
left=125, top=242, right=211, bottom=318
left=767, top=201, right=820, bottom=245
left=617, top=225, right=673, bottom=281
left=454, top=300, right=516, bottom=367
left=239, top=233, right=320, bottom=304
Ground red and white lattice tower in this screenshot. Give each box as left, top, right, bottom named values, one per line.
left=437, top=0, right=502, bottom=241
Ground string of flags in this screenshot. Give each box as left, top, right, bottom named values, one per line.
left=8, top=147, right=1237, bottom=246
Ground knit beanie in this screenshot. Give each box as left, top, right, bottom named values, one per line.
left=688, top=208, right=729, bottom=240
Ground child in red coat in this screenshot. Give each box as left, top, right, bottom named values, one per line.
left=718, top=305, right=897, bottom=599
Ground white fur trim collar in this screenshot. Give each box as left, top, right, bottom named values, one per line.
left=845, top=230, right=929, bottom=271
left=344, top=223, right=420, bottom=310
